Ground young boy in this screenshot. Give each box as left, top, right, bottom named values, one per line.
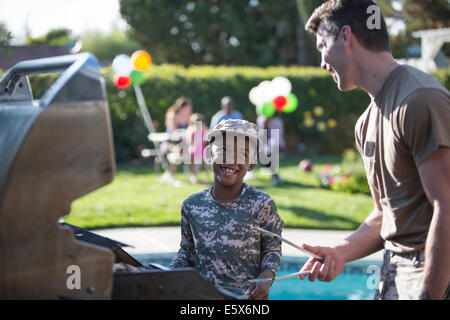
left=170, top=119, right=284, bottom=300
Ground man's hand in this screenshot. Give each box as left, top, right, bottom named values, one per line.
left=245, top=269, right=273, bottom=300
left=297, top=244, right=346, bottom=282
left=297, top=189, right=384, bottom=284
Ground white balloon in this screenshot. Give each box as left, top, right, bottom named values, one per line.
left=250, top=85, right=265, bottom=106
left=271, top=76, right=292, bottom=97
left=112, top=54, right=133, bottom=76
left=249, top=77, right=292, bottom=106
left=258, top=80, right=276, bottom=103
left=249, top=87, right=259, bottom=105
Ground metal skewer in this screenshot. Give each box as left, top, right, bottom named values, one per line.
left=255, top=227, right=323, bottom=261
left=248, top=270, right=311, bottom=284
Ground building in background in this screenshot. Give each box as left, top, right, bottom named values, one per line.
left=397, top=28, right=450, bottom=72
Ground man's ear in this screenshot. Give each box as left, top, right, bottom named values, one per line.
left=247, top=163, right=257, bottom=172
left=339, top=25, right=352, bottom=47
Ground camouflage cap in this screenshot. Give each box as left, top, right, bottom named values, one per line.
left=206, top=119, right=260, bottom=147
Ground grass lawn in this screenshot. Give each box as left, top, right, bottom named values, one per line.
left=65, top=154, right=373, bottom=230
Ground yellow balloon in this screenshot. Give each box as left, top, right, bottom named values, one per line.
left=131, top=50, right=152, bottom=71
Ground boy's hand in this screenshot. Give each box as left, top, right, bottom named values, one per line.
left=245, top=269, right=274, bottom=300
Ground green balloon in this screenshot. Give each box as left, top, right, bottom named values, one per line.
left=262, top=101, right=276, bottom=117
left=130, top=70, right=145, bottom=85
left=256, top=103, right=264, bottom=115
left=283, top=93, right=298, bottom=113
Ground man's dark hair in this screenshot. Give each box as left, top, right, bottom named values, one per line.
left=305, top=0, right=391, bottom=53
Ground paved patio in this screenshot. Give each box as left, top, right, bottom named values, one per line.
left=93, top=226, right=383, bottom=261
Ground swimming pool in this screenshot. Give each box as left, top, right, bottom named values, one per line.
left=134, top=253, right=381, bottom=300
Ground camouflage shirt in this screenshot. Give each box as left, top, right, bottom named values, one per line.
left=170, top=183, right=284, bottom=289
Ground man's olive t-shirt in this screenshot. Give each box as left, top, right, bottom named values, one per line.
left=355, top=65, right=450, bottom=253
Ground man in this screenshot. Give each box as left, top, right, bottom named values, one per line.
left=210, top=96, right=243, bottom=129
left=298, top=0, right=450, bottom=300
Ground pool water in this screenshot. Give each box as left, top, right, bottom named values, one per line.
left=269, top=258, right=381, bottom=300
left=134, top=253, right=382, bottom=300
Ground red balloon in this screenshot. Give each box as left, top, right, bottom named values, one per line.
left=114, top=74, right=131, bottom=89
left=273, top=95, right=287, bottom=111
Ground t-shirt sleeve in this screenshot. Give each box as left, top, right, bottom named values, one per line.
left=354, top=108, right=370, bottom=156
left=259, top=199, right=284, bottom=276
left=397, top=88, right=450, bottom=167
left=169, top=203, right=195, bottom=268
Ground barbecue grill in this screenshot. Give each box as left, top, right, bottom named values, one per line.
left=0, top=53, right=238, bottom=300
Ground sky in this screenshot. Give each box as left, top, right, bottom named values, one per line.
left=0, top=0, right=127, bottom=43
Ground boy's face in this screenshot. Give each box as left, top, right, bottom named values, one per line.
left=210, top=134, right=256, bottom=187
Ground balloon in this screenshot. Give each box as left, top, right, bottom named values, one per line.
left=271, top=76, right=292, bottom=97
left=249, top=86, right=262, bottom=106
left=112, top=54, right=133, bottom=75
left=114, top=74, right=131, bottom=89
left=261, top=101, right=276, bottom=117
left=255, top=103, right=264, bottom=115
left=283, top=93, right=298, bottom=113
left=131, top=50, right=152, bottom=71
left=258, top=80, right=276, bottom=104
left=130, top=70, right=145, bottom=85
left=273, top=95, right=287, bottom=111
left=249, top=77, right=293, bottom=108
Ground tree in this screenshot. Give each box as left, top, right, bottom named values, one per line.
left=0, top=23, right=13, bottom=46
left=377, top=0, right=450, bottom=57
left=377, top=0, right=450, bottom=32
left=119, top=0, right=299, bottom=66
left=400, top=0, right=449, bottom=32
left=295, top=0, right=326, bottom=66
left=80, top=27, right=141, bottom=62
left=0, top=23, right=13, bottom=59
left=26, top=28, right=75, bottom=46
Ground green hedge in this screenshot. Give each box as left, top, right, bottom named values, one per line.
left=7, top=64, right=449, bottom=161
left=433, top=68, right=450, bottom=89
left=103, top=64, right=372, bottom=160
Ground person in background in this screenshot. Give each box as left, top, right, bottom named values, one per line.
left=210, top=96, right=243, bottom=129
left=184, top=113, right=210, bottom=184
left=257, top=112, right=286, bottom=186
left=160, top=96, right=193, bottom=186
left=165, top=96, right=193, bottom=133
